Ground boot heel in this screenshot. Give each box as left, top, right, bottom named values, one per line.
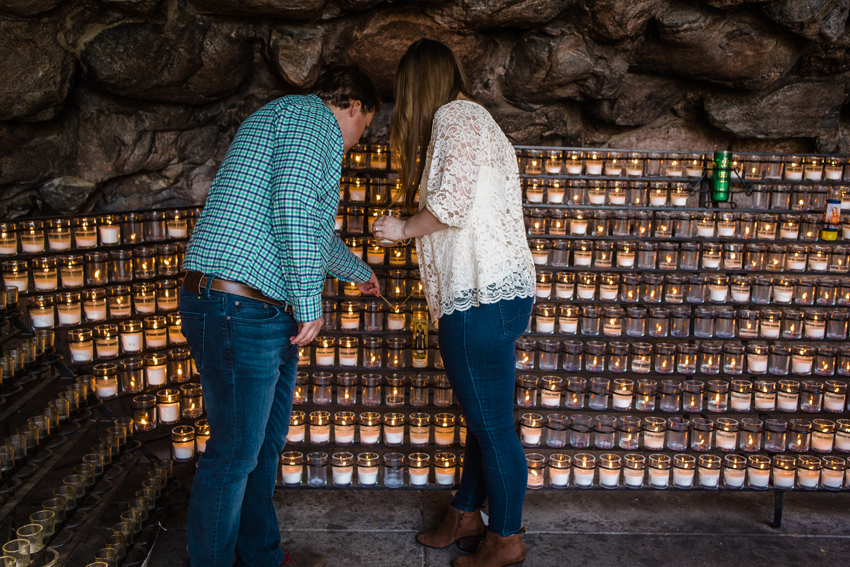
left=456, top=535, right=483, bottom=552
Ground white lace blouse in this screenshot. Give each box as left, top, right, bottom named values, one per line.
left=417, top=100, right=536, bottom=319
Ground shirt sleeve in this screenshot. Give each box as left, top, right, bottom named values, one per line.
left=326, top=234, right=372, bottom=284
left=269, top=107, right=335, bottom=323
left=424, top=105, right=483, bottom=229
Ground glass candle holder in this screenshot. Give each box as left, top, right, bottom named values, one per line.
left=821, top=455, right=845, bottom=490
left=572, top=453, right=596, bottom=489
left=520, top=413, right=544, bottom=447
left=770, top=345, right=791, bottom=375
left=588, top=377, right=610, bottom=410
left=280, top=452, right=304, bottom=486
left=597, top=454, right=622, bottom=489
left=711, top=417, right=737, bottom=453
left=635, top=378, right=656, bottom=411
left=801, top=380, right=824, bottom=412
left=179, top=383, right=203, bottom=418
left=548, top=454, right=571, bottom=489
left=306, top=452, right=328, bottom=487
left=788, top=418, right=812, bottom=452
left=546, top=414, right=569, bottom=448
left=594, top=415, right=616, bottom=449
left=171, top=425, right=195, bottom=462
left=824, top=380, right=847, bottom=413
left=797, top=455, right=822, bottom=490
left=701, top=344, right=723, bottom=375
left=617, top=417, right=640, bottom=450
left=308, top=411, right=331, bottom=445
left=672, top=454, right=696, bottom=489
left=691, top=418, right=714, bottom=451
left=666, top=417, right=690, bottom=451
left=570, top=415, right=593, bottom=449
left=812, top=419, right=835, bottom=453
left=167, top=348, right=191, bottom=383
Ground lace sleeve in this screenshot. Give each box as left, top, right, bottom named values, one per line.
left=424, top=105, right=483, bottom=228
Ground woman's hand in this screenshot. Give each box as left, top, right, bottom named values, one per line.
left=373, top=215, right=407, bottom=241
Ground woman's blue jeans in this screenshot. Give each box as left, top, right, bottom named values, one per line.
left=179, top=280, right=299, bottom=567
left=438, top=296, right=534, bottom=536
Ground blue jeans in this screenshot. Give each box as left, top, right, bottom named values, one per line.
left=437, top=296, right=533, bottom=537
left=179, top=279, right=299, bottom=567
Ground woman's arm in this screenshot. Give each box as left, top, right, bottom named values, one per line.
left=373, top=208, right=448, bottom=241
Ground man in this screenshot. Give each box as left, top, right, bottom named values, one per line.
left=180, top=66, right=381, bottom=567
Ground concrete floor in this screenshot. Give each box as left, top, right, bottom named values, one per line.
left=149, top=482, right=850, bottom=567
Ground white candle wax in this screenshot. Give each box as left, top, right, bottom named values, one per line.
left=384, top=429, right=404, bottom=445
left=196, top=435, right=208, bottom=453
left=21, top=240, right=42, bottom=253
left=361, top=427, right=381, bottom=445
left=822, top=469, right=843, bottom=489
left=673, top=468, right=694, bottom=487
left=773, top=469, right=795, bottom=488
left=536, top=318, right=555, bottom=333
left=826, top=167, right=843, bottom=180
left=732, top=290, right=750, bottom=302
left=358, top=468, right=378, bottom=485
left=340, top=315, right=359, bottom=330
left=31, top=312, right=55, bottom=328
left=559, top=319, right=577, bottom=334
left=546, top=190, right=565, bottom=204
left=609, top=193, right=626, bottom=205
left=556, top=284, right=574, bottom=299
left=147, top=367, right=167, bottom=386
left=786, top=259, right=806, bottom=271
left=585, top=162, right=603, bottom=175
left=785, top=169, right=803, bottom=181
left=825, top=392, right=845, bottom=412
left=671, top=195, right=688, bottom=207
left=566, top=163, right=583, bottom=174
left=798, top=469, right=819, bottom=489
left=717, top=225, right=736, bottom=237
left=59, top=310, right=82, bottom=325
left=367, top=251, right=384, bottom=264
left=600, top=285, right=618, bottom=300
left=650, top=196, right=667, bottom=206
left=339, top=353, right=357, bottom=367
left=805, top=169, right=823, bottom=181
left=571, top=221, right=588, bottom=235
left=521, top=426, right=541, bottom=446
left=286, top=425, right=305, bottom=443
left=777, top=392, right=798, bottom=411
left=335, top=217, right=344, bottom=231
left=435, top=469, right=456, bottom=485
left=774, top=289, right=793, bottom=303
left=5, top=276, right=26, bottom=292
left=173, top=442, right=194, bottom=460
left=702, top=257, right=721, bottom=269
left=730, top=392, right=751, bottom=411
left=761, top=324, right=780, bottom=338
left=612, top=393, right=632, bottom=410
left=588, top=193, right=606, bottom=205
left=696, top=226, right=714, bottom=238
left=76, top=235, right=98, bottom=247
left=121, top=333, right=143, bottom=352
left=623, top=468, right=643, bottom=487
left=34, top=276, right=58, bottom=291
left=96, top=382, right=117, bottom=398
left=724, top=468, right=745, bottom=488
left=792, top=358, right=813, bottom=374
left=146, top=335, right=167, bottom=349
left=617, top=254, right=635, bottom=268
left=573, top=468, right=594, bottom=487
left=49, top=238, right=71, bottom=250
left=541, top=391, right=560, bottom=408
left=643, top=431, right=665, bottom=450
left=349, top=188, right=366, bottom=201
left=99, top=226, right=120, bottom=244
left=810, top=259, right=828, bottom=271
left=526, top=191, right=544, bottom=203
left=409, top=469, right=429, bottom=486
left=335, top=427, right=354, bottom=444
left=532, top=252, right=548, bottom=265
left=282, top=467, right=303, bottom=484
left=626, top=167, right=643, bottom=177
left=709, top=286, right=728, bottom=302
left=159, top=403, right=180, bottom=423
left=574, top=252, right=592, bottom=266
left=70, top=345, right=93, bottom=362
left=811, top=431, right=833, bottom=452
left=754, top=392, right=775, bottom=411
left=410, top=428, right=429, bottom=445
left=333, top=468, right=353, bottom=485
left=310, top=427, right=330, bottom=443
left=715, top=430, right=737, bottom=450
left=315, top=351, right=334, bottom=366
left=805, top=325, right=825, bottom=340
left=699, top=468, right=720, bottom=488
left=577, top=286, right=595, bottom=300
left=648, top=468, right=669, bottom=487
left=598, top=468, right=620, bottom=488
left=549, top=468, right=570, bottom=486
left=159, top=298, right=178, bottom=311
left=85, top=305, right=108, bottom=321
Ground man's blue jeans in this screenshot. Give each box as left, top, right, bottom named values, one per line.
left=179, top=279, right=299, bottom=567
left=437, top=296, right=534, bottom=537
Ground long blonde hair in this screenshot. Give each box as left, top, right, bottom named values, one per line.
left=390, top=39, right=477, bottom=214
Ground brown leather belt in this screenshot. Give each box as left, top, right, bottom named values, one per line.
left=183, top=271, right=286, bottom=308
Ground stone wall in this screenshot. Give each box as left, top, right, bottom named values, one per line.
left=1, top=0, right=849, bottom=216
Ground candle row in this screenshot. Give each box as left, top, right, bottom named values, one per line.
left=529, top=305, right=848, bottom=339
left=520, top=178, right=846, bottom=210
left=528, top=240, right=848, bottom=273
left=286, top=411, right=465, bottom=448
left=0, top=210, right=195, bottom=258
left=291, top=371, right=450, bottom=407
left=302, top=336, right=438, bottom=370
left=129, top=387, right=203, bottom=429
left=170, top=421, right=210, bottom=462
left=93, top=355, right=196, bottom=399
left=524, top=452, right=848, bottom=491
left=3, top=247, right=184, bottom=295
left=514, top=375, right=850, bottom=414
left=516, top=339, right=848, bottom=378
left=31, top=289, right=182, bottom=331
left=514, top=150, right=848, bottom=182
left=279, top=451, right=459, bottom=488
left=519, top=412, right=849, bottom=454
left=66, top=319, right=187, bottom=364
left=1, top=333, right=52, bottom=379
left=524, top=210, right=842, bottom=243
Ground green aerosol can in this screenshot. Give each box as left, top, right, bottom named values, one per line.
left=712, top=151, right=731, bottom=202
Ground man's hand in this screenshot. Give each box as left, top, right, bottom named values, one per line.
left=357, top=272, right=380, bottom=295
left=373, top=215, right=407, bottom=241
left=292, top=317, right=323, bottom=346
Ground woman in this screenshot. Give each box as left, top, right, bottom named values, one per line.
left=373, top=39, right=535, bottom=567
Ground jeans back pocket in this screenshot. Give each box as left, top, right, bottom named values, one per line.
left=499, top=298, right=533, bottom=340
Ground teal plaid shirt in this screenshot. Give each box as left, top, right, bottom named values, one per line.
left=184, top=94, right=372, bottom=322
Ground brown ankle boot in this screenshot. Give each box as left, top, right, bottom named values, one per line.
left=451, top=528, right=527, bottom=567
left=416, top=505, right=486, bottom=552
